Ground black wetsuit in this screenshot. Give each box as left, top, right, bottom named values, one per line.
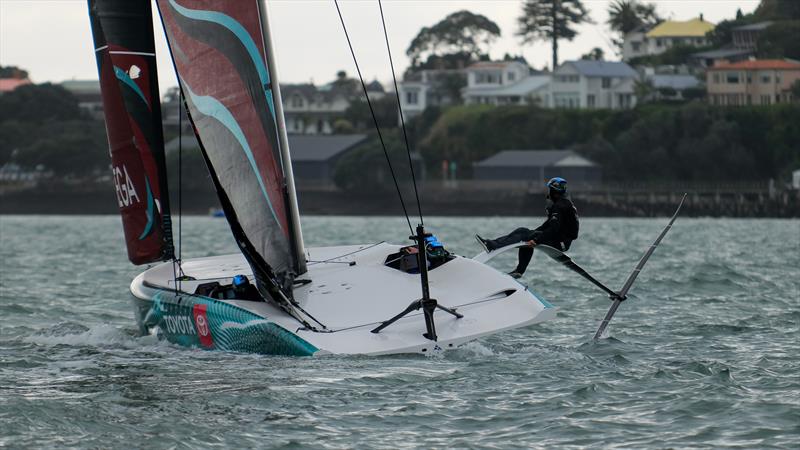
left=486, top=195, right=579, bottom=274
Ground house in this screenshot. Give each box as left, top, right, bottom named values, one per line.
left=473, top=150, right=601, bottom=185
left=624, top=17, right=715, bottom=61
left=689, top=47, right=755, bottom=69
left=621, top=25, right=651, bottom=61
left=706, top=59, right=800, bottom=106
left=0, top=77, right=31, bottom=94
left=397, top=68, right=467, bottom=121
left=60, top=80, right=103, bottom=119
left=282, top=81, right=353, bottom=135
left=461, top=61, right=550, bottom=106
left=731, top=21, right=773, bottom=50
left=648, top=73, right=703, bottom=101
left=548, top=60, right=638, bottom=109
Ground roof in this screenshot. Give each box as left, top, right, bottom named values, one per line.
left=691, top=47, right=754, bottom=59
left=463, top=75, right=550, bottom=97
left=646, top=18, right=714, bottom=38
left=468, top=61, right=517, bottom=70
left=59, top=79, right=100, bottom=93
left=366, top=80, right=384, bottom=93
left=732, top=21, right=773, bottom=32
left=474, top=150, right=597, bottom=168
left=709, top=59, right=800, bottom=71
left=286, top=134, right=368, bottom=161
left=651, top=74, right=701, bottom=90
left=563, top=60, right=638, bottom=78
left=0, top=78, right=31, bottom=92
left=164, top=134, right=368, bottom=162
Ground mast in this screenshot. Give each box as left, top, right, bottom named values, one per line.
left=258, top=0, right=307, bottom=275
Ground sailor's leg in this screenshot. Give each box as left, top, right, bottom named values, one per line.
left=490, top=227, right=532, bottom=249
left=514, top=246, right=534, bottom=274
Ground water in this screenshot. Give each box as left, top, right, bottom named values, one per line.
left=1, top=215, right=798, bottom=449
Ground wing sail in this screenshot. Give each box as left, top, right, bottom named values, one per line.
left=156, top=0, right=301, bottom=293
left=88, top=0, right=174, bottom=265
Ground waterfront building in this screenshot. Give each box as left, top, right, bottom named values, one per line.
left=462, top=61, right=550, bottom=106
left=548, top=60, right=638, bottom=109
left=706, top=59, right=800, bottom=106
left=473, top=150, right=601, bottom=185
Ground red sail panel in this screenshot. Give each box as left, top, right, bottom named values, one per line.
left=156, top=0, right=297, bottom=288
left=89, top=0, right=174, bottom=265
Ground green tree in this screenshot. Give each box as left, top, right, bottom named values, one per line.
left=0, top=65, right=29, bottom=79
left=516, top=0, right=593, bottom=70
left=792, top=79, right=800, bottom=102
left=581, top=47, right=605, bottom=60
left=406, top=11, right=501, bottom=68
left=754, top=0, right=800, bottom=20
left=606, top=0, right=660, bottom=49
left=756, top=21, right=800, bottom=60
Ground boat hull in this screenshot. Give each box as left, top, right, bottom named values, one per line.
left=130, top=243, right=557, bottom=356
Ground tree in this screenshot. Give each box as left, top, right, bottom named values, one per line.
left=754, top=0, right=800, bottom=20
left=581, top=47, right=605, bottom=60
left=791, top=79, right=800, bottom=102
left=756, top=21, right=800, bottom=60
left=0, top=65, right=29, bottom=79
left=406, top=11, right=501, bottom=68
left=516, top=0, right=593, bottom=70
left=606, top=0, right=660, bottom=49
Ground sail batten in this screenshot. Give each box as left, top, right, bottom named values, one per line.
left=156, top=0, right=302, bottom=293
left=88, top=0, right=173, bottom=265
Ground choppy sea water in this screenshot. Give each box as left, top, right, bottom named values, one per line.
left=1, top=215, right=798, bottom=449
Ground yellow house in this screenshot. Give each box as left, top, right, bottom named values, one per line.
left=623, top=17, right=715, bottom=60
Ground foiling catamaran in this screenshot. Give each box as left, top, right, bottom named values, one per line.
left=88, top=0, right=683, bottom=356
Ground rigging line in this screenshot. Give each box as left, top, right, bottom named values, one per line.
left=378, top=0, right=423, bottom=226
left=305, top=241, right=384, bottom=265
left=333, top=0, right=413, bottom=235
left=177, top=91, right=184, bottom=290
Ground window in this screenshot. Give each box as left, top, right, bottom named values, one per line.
left=776, top=72, right=782, bottom=83
left=290, top=95, right=303, bottom=108
left=746, top=72, right=752, bottom=83
left=713, top=73, right=720, bottom=84
left=475, top=71, right=501, bottom=84
left=632, top=42, right=641, bottom=51
left=556, top=75, right=579, bottom=83
left=726, top=72, right=740, bottom=84
left=405, top=91, right=418, bottom=105
left=587, top=94, right=595, bottom=108
left=761, top=74, right=771, bottom=83
left=761, top=95, right=771, bottom=105
left=656, top=38, right=663, bottom=47
left=602, top=77, right=611, bottom=89
left=507, top=72, right=516, bottom=82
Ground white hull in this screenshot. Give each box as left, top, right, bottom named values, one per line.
left=131, top=243, right=557, bottom=356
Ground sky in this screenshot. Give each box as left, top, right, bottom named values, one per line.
left=1, top=0, right=760, bottom=96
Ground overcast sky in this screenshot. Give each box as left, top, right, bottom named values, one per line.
left=1, top=0, right=759, bottom=95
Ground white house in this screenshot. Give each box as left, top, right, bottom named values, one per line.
left=397, top=68, right=466, bottom=122
left=462, top=61, right=551, bottom=106
left=548, top=60, right=638, bottom=109
left=282, top=82, right=352, bottom=135
left=622, top=17, right=715, bottom=61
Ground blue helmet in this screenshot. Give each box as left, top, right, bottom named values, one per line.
left=232, top=274, right=248, bottom=288
left=546, top=177, right=567, bottom=193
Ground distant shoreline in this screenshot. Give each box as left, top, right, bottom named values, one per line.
left=2, top=184, right=797, bottom=218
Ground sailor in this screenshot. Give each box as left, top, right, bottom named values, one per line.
left=231, top=274, right=261, bottom=301
left=476, top=177, right=579, bottom=279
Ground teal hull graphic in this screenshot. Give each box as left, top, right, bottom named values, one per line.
left=131, top=291, right=318, bottom=356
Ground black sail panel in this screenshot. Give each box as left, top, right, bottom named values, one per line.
left=88, top=0, right=174, bottom=265
left=156, top=0, right=298, bottom=291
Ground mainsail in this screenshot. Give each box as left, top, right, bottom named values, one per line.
left=156, top=0, right=304, bottom=293
left=89, top=0, right=174, bottom=265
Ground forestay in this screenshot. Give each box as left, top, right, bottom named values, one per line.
left=156, top=0, right=302, bottom=292
left=89, top=0, right=174, bottom=265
